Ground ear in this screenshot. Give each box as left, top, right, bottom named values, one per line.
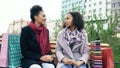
left=34, top=15, right=38, bottom=20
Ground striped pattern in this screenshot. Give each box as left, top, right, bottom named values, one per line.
left=90, top=40, right=103, bottom=68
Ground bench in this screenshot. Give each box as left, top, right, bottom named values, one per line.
left=0, top=38, right=110, bottom=68
left=50, top=41, right=110, bottom=67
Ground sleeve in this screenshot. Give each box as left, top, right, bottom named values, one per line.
left=47, top=29, right=52, bottom=55
left=79, top=31, right=90, bottom=64
left=20, top=28, right=41, bottom=60
left=55, top=32, right=65, bottom=62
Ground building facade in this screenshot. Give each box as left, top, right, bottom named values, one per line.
left=84, top=0, right=111, bottom=20
left=111, top=0, right=120, bottom=32
left=111, top=0, right=120, bottom=15
left=61, top=0, right=112, bottom=21
left=61, top=0, right=85, bottom=17
left=7, top=19, right=29, bottom=34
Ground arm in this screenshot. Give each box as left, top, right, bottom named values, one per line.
left=20, top=28, right=41, bottom=60
left=55, top=32, right=65, bottom=62
left=47, top=29, right=52, bottom=55
left=79, top=31, right=89, bottom=64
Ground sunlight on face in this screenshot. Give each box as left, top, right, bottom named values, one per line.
left=64, top=13, right=73, bottom=27
left=35, top=11, right=46, bottom=25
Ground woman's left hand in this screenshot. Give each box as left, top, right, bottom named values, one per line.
left=45, top=55, right=54, bottom=62
left=73, top=60, right=84, bottom=67
left=40, top=55, right=54, bottom=62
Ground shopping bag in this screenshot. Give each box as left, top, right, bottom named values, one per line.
left=0, top=33, right=9, bottom=67
left=8, top=34, right=22, bottom=68
left=102, top=48, right=114, bottom=68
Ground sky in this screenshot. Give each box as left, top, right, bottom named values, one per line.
left=0, top=0, right=61, bottom=35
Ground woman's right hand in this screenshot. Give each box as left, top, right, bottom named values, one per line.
left=62, top=57, right=73, bottom=65
left=40, top=55, right=53, bottom=62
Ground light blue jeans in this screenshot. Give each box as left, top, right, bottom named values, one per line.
left=62, top=64, right=87, bottom=68
left=29, top=63, right=55, bottom=68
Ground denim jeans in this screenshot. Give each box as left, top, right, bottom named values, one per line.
left=62, top=64, right=87, bottom=68
left=29, top=63, right=55, bottom=68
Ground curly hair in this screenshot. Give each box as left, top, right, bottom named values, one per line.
left=63, top=12, right=84, bottom=31
left=30, top=5, right=43, bottom=22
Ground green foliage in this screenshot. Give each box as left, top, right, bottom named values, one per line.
left=54, top=5, right=120, bottom=63
left=85, top=13, right=120, bottom=62
left=52, top=20, right=63, bottom=41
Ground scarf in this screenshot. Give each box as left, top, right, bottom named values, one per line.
left=29, top=21, right=50, bottom=56
left=63, top=27, right=85, bottom=45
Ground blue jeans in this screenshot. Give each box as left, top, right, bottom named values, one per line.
left=62, top=64, right=87, bottom=68
left=29, top=63, right=55, bottom=68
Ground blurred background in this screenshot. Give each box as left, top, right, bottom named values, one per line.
left=0, top=0, right=120, bottom=68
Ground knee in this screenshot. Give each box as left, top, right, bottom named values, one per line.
left=42, top=63, right=55, bottom=68
left=48, top=64, right=55, bottom=68
left=61, top=65, right=69, bottom=68
left=78, top=64, right=87, bottom=68
left=29, top=64, right=41, bottom=68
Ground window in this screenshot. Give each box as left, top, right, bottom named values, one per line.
left=65, top=10, right=67, bottom=12
left=99, top=8, right=102, bottom=11
left=119, top=2, right=120, bottom=7
left=99, top=14, right=102, bottom=17
left=93, top=9, right=96, bottom=12
left=76, top=2, right=78, bottom=4
left=79, top=1, right=82, bottom=4
left=80, top=6, right=82, bottom=9
left=99, top=8, right=102, bottom=10
left=76, top=2, right=78, bottom=6
left=99, top=1, right=102, bottom=5
left=66, top=1, right=68, bottom=3
left=84, top=5, right=86, bottom=8
left=88, top=16, right=91, bottom=18
left=94, top=3, right=96, bottom=6
left=106, top=9, right=109, bottom=11
left=99, top=8, right=102, bottom=13
left=89, top=4, right=91, bottom=7
left=69, top=4, right=71, bottom=7
left=112, top=3, right=115, bottom=8
left=89, top=10, right=91, bottom=13
left=106, top=1, right=110, bottom=5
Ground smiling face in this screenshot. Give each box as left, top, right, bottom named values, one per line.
left=34, top=11, right=46, bottom=25
left=64, top=13, right=73, bottom=28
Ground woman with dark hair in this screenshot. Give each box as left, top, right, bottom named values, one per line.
left=56, top=12, right=89, bottom=68
left=20, top=5, right=55, bottom=68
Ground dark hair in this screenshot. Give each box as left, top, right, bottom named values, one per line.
left=30, top=5, right=43, bottom=22
left=63, top=12, right=84, bottom=31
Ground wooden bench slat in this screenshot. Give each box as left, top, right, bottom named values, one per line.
left=51, top=49, right=56, bottom=54
left=50, top=45, right=56, bottom=49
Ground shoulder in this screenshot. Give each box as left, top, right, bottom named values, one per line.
left=80, top=29, right=88, bottom=38
left=81, top=29, right=87, bottom=34
left=22, top=26, right=30, bottom=31
left=58, top=28, right=66, bottom=36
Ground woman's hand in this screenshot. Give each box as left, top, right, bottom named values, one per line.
left=73, top=60, right=84, bottom=67
left=62, top=57, right=73, bottom=65
left=40, top=55, right=54, bottom=62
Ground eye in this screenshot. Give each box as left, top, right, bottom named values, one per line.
left=65, top=17, right=69, bottom=20
left=43, top=14, right=46, bottom=17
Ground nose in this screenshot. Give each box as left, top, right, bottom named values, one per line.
left=44, top=17, right=47, bottom=21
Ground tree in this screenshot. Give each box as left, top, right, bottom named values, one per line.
left=85, top=13, right=120, bottom=62
left=52, top=20, right=63, bottom=41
